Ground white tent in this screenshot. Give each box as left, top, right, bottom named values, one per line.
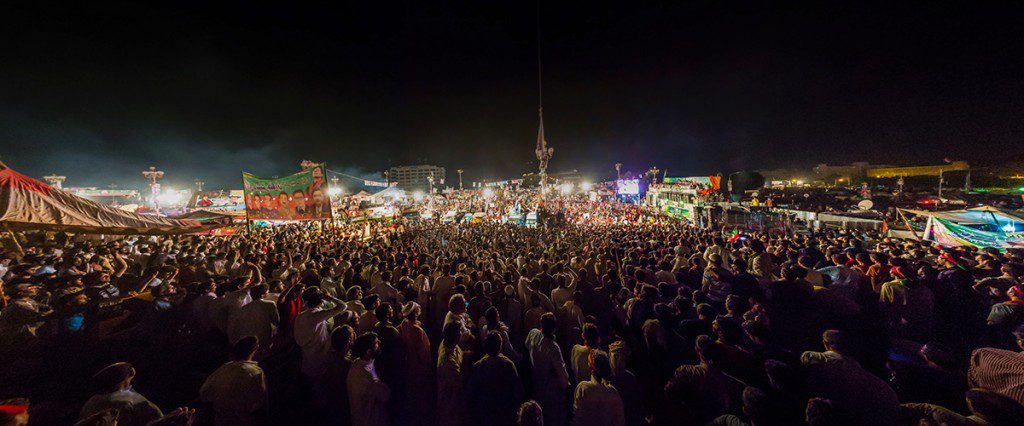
left=369, top=186, right=407, bottom=204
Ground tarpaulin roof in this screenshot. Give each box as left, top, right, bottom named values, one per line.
left=370, top=186, right=407, bottom=200
left=172, top=210, right=237, bottom=226
left=0, top=163, right=224, bottom=235
left=898, top=207, right=1024, bottom=225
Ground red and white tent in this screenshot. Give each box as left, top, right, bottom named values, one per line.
left=0, top=163, right=222, bottom=235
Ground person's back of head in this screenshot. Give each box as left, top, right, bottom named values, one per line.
left=781, top=264, right=805, bottom=281
left=590, top=352, right=613, bottom=382
left=855, top=252, right=870, bottom=265
left=695, top=335, right=720, bottom=366
left=197, top=280, right=215, bottom=294
left=741, top=387, right=772, bottom=425
left=303, top=287, right=324, bottom=308
left=581, top=323, right=600, bottom=348
left=517, top=400, right=544, bottom=426
left=485, top=306, right=500, bottom=327
left=539, top=312, right=558, bottom=337
left=713, top=318, right=743, bottom=346
left=92, top=362, right=135, bottom=394
left=821, top=329, right=845, bottom=353
left=231, top=335, right=259, bottom=361
left=249, top=283, right=268, bottom=301
left=965, top=388, right=1024, bottom=426
left=442, top=321, right=462, bottom=348
left=805, top=397, right=836, bottom=426
left=696, top=303, right=716, bottom=321
left=448, top=293, right=466, bottom=313
left=797, top=256, right=815, bottom=270
left=484, top=330, right=503, bottom=357
left=725, top=295, right=745, bottom=315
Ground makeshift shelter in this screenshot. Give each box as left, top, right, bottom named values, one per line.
left=369, top=186, right=407, bottom=204
left=899, top=206, right=1024, bottom=250
left=0, top=163, right=224, bottom=235
left=172, top=210, right=237, bottom=227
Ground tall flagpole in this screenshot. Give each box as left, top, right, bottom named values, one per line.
left=535, top=0, right=553, bottom=193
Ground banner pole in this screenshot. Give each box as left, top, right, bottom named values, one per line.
left=242, top=172, right=252, bottom=234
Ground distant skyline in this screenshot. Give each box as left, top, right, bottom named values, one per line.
left=2, top=1, right=1023, bottom=189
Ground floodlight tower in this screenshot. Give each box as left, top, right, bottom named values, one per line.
left=143, top=166, right=164, bottom=213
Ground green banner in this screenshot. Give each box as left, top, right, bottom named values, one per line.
left=242, top=164, right=332, bottom=221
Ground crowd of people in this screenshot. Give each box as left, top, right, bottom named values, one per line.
left=2, top=192, right=1024, bottom=426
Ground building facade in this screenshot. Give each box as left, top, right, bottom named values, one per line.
left=387, top=165, right=446, bottom=192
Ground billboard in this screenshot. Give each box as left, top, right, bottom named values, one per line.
left=242, top=164, right=332, bottom=220
left=662, top=176, right=721, bottom=194
left=191, top=190, right=245, bottom=213
left=616, top=179, right=640, bottom=195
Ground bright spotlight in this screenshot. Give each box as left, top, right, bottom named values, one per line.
left=156, top=190, right=182, bottom=205
left=581, top=181, right=593, bottom=191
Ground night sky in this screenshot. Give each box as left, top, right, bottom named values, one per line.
left=2, top=1, right=1023, bottom=190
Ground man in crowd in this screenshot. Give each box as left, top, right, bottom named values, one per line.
left=200, top=336, right=268, bottom=425
left=3, top=193, right=1024, bottom=425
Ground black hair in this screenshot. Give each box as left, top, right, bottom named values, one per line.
left=540, top=312, right=557, bottom=337
left=484, top=330, right=503, bottom=356
left=442, top=321, right=462, bottom=348
left=590, top=352, right=613, bottom=381
left=331, top=325, right=354, bottom=352
left=374, top=303, right=393, bottom=322
left=231, top=335, right=259, bottom=360
left=351, top=332, right=379, bottom=358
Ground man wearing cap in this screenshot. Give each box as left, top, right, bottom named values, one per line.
left=80, top=362, right=163, bottom=426
left=968, top=325, right=1024, bottom=406
left=397, top=302, right=432, bottom=426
